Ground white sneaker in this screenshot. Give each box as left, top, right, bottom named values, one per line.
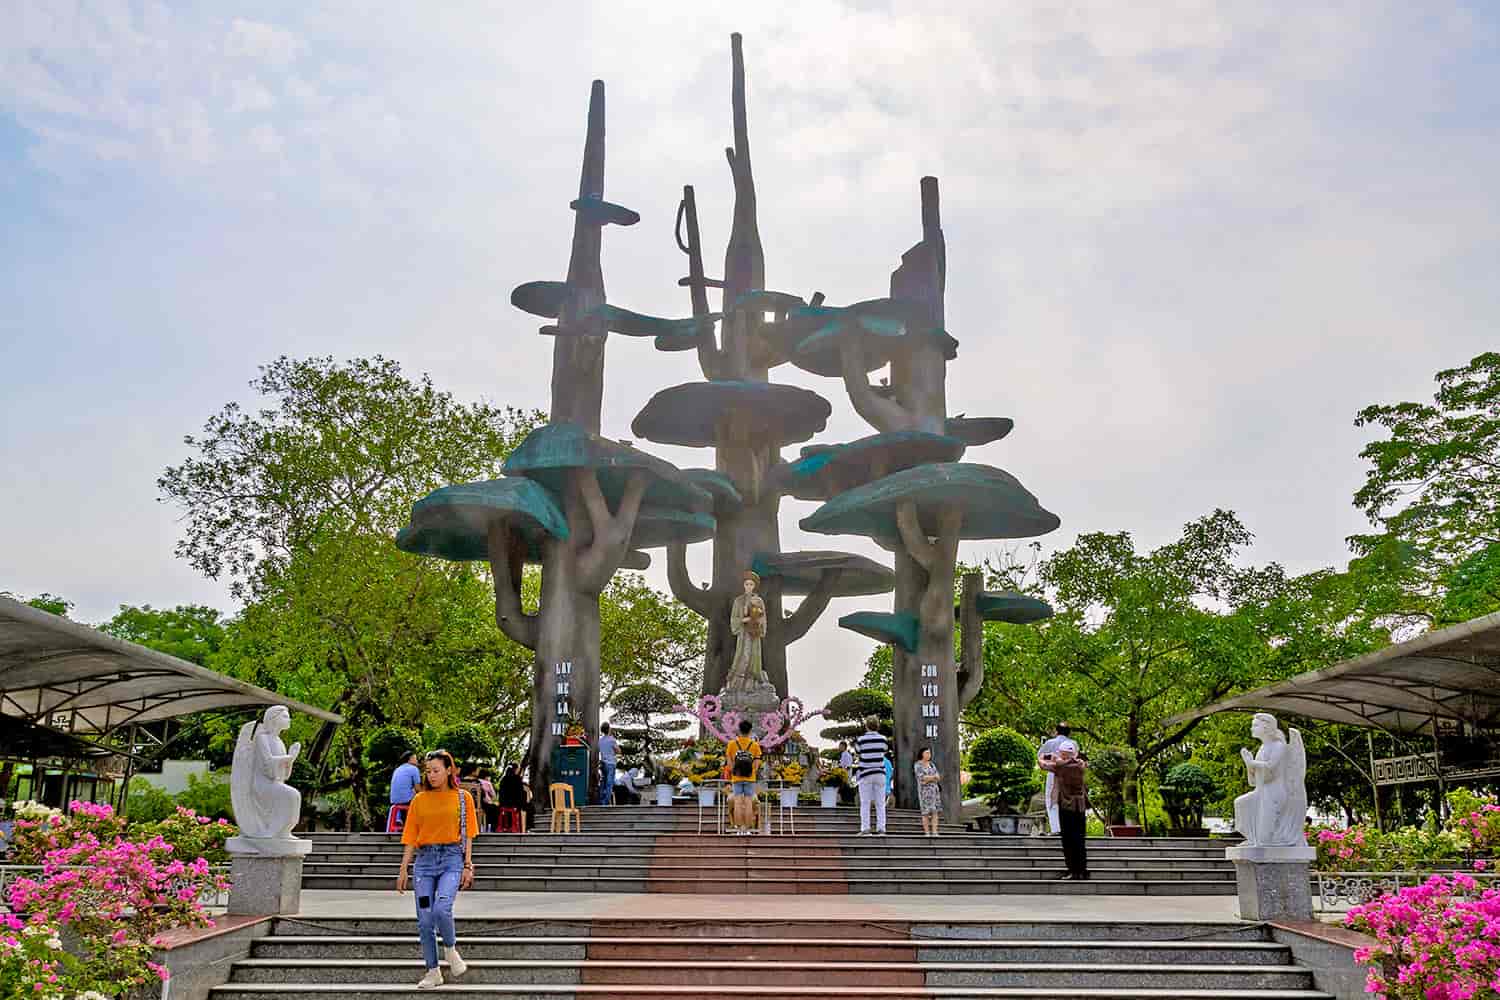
left=417, top=968, right=443, bottom=990
left=446, top=946, right=468, bottom=978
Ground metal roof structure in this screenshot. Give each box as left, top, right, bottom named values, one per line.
left=1166, top=610, right=1500, bottom=735
left=0, top=596, right=342, bottom=738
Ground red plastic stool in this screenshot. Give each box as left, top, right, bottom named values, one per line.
left=496, top=807, right=524, bottom=833
left=385, top=803, right=410, bottom=834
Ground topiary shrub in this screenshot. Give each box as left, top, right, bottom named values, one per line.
left=427, top=722, right=499, bottom=770
left=1159, top=762, right=1217, bottom=831
left=821, top=688, right=894, bottom=741
left=965, top=727, right=1040, bottom=814
left=1088, top=746, right=1138, bottom=826
left=364, top=725, right=421, bottom=773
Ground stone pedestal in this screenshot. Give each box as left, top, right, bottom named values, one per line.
left=1226, top=844, right=1316, bottom=921
left=226, top=836, right=312, bottom=916
left=718, top=681, right=782, bottom=739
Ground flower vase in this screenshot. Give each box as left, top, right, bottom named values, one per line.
left=655, top=784, right=672, bottom=807
left=698, top=787, right=717, bottom=807
left=779, top=788, right=799, bottom=809
left=820, top=786, right=838, bottom=808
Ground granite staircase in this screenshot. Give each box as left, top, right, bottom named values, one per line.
left=301, top=807, right=1236, bottom=896
left=210, top=916, right=1331, bottom=999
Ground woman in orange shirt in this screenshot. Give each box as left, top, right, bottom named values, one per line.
left=396, top=750, right=480, bottom=989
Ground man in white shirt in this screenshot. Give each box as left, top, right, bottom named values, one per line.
left=837, top=741, right=854, bottom=770
left=597, top=723, right=619, bottom=806
left=1037, top=724, right=1076, bottom=835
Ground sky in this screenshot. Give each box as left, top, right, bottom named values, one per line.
left=2, top=1, right=1498, bottom=723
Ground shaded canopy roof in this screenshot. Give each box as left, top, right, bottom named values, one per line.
left=1165, top=611, right=1500, bottom=735
left=504, top=423, right=711, bottom=513
left=750, top=550, right=895, bottom=598
left=839, top=611, right=919, bottom=654
left=0, top=597, right=342, bottom=737
left=630, top=380, right=832, bottom=450
left=396, top=478, right=567, bottom=564
left=781, top=431, right=966, bottom=501
left=800, top=462, right=1060, bottom=542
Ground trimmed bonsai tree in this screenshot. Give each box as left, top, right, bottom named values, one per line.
left=819, top=687, right=894, bottom=743
left=610, top=681, right=690, bottom=779
left=1159, top=762, right=1217, bottom=834
left=427, top=722, right=500, bottom=769
left=965, top=727, right=1040, bottom=814
left=1087, top=746, right=1140, bottom=827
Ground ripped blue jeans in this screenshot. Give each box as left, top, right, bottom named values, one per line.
left=412, top=842, right=463, bottom=969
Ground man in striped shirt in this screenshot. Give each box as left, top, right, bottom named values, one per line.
left=854, top=717, right=889, bottom=836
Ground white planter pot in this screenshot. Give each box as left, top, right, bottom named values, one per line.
left=779, top=788, right=799, bottom=809
left=698, top=788, right=717, bottom=807
left=655, top=784, right=673, bottom=807
left=820, top=786, right=838, bottom=808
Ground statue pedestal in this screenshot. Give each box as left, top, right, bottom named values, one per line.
left=718, top=681, right=782, bottom=740
left=226, top=836, right=311, bottom=916
left=1225, top=844, right=1315, bottom=921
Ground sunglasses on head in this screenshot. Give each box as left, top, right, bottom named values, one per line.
left=425, top=750, right=452, bottom=763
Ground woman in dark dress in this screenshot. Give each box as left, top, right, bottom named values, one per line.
left=498, top=763, right=534, bottom=833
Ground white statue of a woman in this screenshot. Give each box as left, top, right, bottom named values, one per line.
left=229, top=705, right=305, bottom=849
left=1232, top=712, right=1308, bottom=848
left=724, top=570, right=767, bottom=692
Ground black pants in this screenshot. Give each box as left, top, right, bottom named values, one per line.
left=1060, top=808, right=1088, bottom=876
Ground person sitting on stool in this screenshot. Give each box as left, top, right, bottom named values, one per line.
left=387, top=749, right=421, bottom=833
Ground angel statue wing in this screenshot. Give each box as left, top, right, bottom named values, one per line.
left=1277, top=727, right=1310, bottom=846
left=229, top=719, right=259, bottom=836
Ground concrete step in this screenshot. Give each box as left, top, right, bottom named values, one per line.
left=299, top=874, right=1236, bottom=895
left=261, top=919, right=1271, bottom=943
left=251, top=935, right=1294, bottom=966
left=301, top=863, right=1234, bottom=882
left=225, top=958, right=1316, bottom=990
left=213, top=986, right=1330, bottom=999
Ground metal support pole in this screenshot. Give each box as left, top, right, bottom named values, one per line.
left=1431, top=701, right=1447, bottom=820
left=1368, top=731, right=1383, bottom=832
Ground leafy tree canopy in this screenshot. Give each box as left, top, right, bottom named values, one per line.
left=1353, top=352, right=1500, bottom=576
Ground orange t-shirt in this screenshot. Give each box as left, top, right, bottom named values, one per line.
left=400, top=787, right=479, bottom=847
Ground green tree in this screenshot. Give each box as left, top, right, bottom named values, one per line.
left=609, top=682, right=690, bottom=776
left=599, top=574, right=706, bottom=703
left=1, top=593, right=72, bottom=617
left=820, top=688, right=894, bottom=743
left=964, top=727, right=1040, bottom=813
left=161, top=357, right=544, bottom=827
left=158, top=355, right=542, bottom=599
left=1353, top=352, right=1500, bottom=578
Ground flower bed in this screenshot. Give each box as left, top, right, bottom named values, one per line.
left=1346, top=871, right=1500, bottom=999
left=1, top=801, right=231, bottom=997
left=1314, top=789, right=1500, bottom=874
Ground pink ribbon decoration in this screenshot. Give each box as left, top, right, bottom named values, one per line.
left=673, top=694, right=827, bottom=749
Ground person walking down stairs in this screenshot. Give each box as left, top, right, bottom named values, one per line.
left=854, top=717, right=889, bottom=836
left=396, top=750, right=480, bottom=989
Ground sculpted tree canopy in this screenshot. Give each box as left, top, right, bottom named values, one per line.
left=158, top=355, right=541, bottom=598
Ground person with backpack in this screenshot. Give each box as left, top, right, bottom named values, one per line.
left=724, top=719, right=763, bottom=835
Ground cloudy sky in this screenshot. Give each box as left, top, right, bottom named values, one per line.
left=2, top=1, right=1497, bottom=718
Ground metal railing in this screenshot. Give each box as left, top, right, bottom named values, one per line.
left=1310, top=868, right=1500, bottom=913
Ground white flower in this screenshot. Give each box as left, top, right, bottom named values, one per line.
left=20, top=925, right=40, bottom=937
left=45, top=936, right=63, bottom=950
left=76, top=992, right=109, bottom=1000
